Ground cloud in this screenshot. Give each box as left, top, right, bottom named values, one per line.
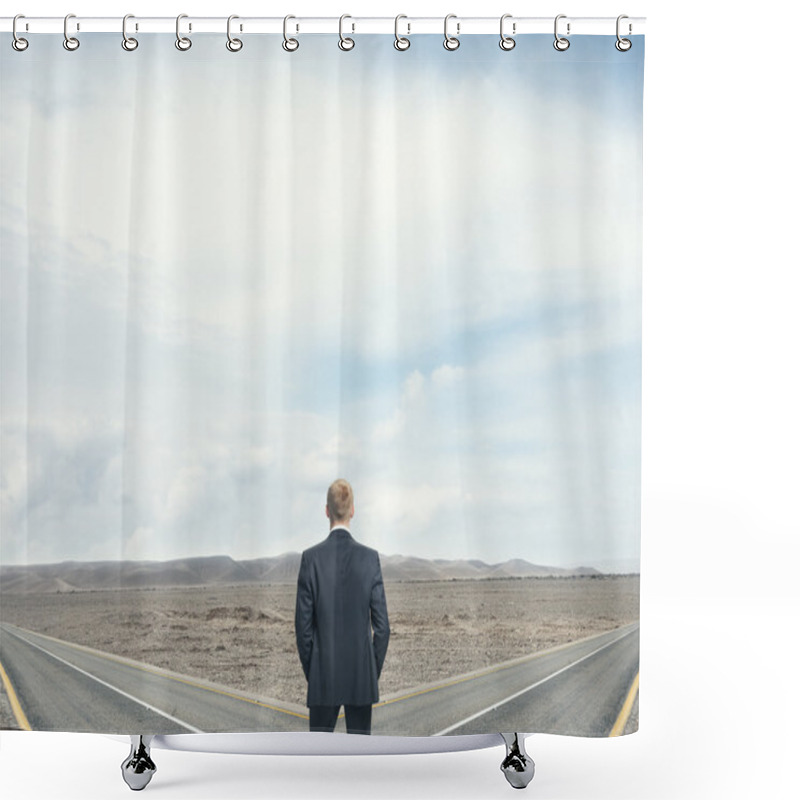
left=371, top=370, right=425, bottom=444
left=0, top=418, right=125, bottom=565
left=1, top=37, right=641, bottom=569
left=1, top=32, right=641, bottom=371
left=0, top=303, right=639, bottom=567
left=431, top=364, right=465, bottom=388
left=359, top=482, right=465, bottom=547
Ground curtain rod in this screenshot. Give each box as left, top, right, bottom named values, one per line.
left=1, top=16, right=646, bottom=36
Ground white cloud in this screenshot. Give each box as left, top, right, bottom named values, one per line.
left=371, top=369, right=425, bottom=444
left=123, top=526, right=156, bottom=561
left=359, top=482, right=464, bottom=541
left=431, top=364, right=465, bottom=388
left=1, top=38, right=640, bottom=370
left=1, top=41, right=641, bottom=569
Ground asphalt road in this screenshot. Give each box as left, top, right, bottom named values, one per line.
left=0, top=623, right=307, bottom=733
left=0, top=621, right=638, bottom=737
left=375, top=623, right=639, bottom=736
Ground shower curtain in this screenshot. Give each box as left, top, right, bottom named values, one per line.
left=0, top=29, right=643, bottom=738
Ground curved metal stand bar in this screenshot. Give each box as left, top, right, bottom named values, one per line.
left=114, top=731, right=533, bottom=790
left=108, top=731, right=504, bottom=756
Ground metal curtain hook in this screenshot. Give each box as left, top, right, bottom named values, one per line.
left=12, top=14, right=29, bottom=51
left=176, top=13, right=192, bottom=50
left=339, top=14, right=355, bottom=51
left=616, top=14, right=632, bottom=51
left=499, top=14, right=515, bottom=51
left=226, top=15, right=243, bottom=51
left=63, top=13, right=80, bottom=51
left=283, top=15, right=299, bottom=51
left=554, top=14, right=570, bottom=51
left=443, top=13, right=460, bottom=51
left=122, top=14, right=138, bottom=51
left=394, top=14, right=410, bottom=50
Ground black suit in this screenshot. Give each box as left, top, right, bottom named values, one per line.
left=295, top=527, right=390, bottom=734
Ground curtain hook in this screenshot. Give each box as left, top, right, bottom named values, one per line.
left=615, top=15, right=632, bottom=51
left=226, top=15, right=243, bottom=51
left=554, top=14, right=570, bottom=51
left=394, top=14, right=410, bottom=51
left=499, top=14, right=516, bottom=51
left=122, top=14, right=138, bottom=51
left=443, top=13, right=460, bottom=51
left=12, top=14, right=29, bottom=51
left=63, top=13, right=80, bottom=51
left=338, top=14, right=355, bottom=51
left=283, top=15, right=299, bottom=52
left=175, top=13, right=192, bottom=50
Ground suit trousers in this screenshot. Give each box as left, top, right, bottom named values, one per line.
left=309, top=704, right=372, bottom=734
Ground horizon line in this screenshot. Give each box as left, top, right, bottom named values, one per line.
left=0, top=551, right=642, bottom=575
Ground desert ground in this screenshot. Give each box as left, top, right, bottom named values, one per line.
left=0, top=575, right=638, bottom=729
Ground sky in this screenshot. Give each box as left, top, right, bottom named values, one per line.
left=0, top=33, right=644, bottom=570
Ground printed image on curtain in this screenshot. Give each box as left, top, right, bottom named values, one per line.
left=0, top=32, right=643, bottom=737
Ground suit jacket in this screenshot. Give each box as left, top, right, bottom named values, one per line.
left=294, top=527, right=390, bottom=707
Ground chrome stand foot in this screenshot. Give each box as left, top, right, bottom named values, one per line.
left=500, top=733, right=535, bottom=789
left=121, top=735, right=157, bottom=791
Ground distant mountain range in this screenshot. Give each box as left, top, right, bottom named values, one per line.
left=0, top=553, right=602, bottom=594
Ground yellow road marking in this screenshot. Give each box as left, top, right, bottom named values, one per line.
left=3, top=624, right=308, bottom=721
left=609, top=671, right=639, bottom=736
left=375, top=665, right=515, bottom=708
left=0, top=657, right=32, bottom=731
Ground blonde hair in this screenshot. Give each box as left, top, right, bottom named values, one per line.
left=327, top=479, right=354, bottom=523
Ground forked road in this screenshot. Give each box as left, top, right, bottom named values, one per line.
left=0, top=621, right=638, bottom=736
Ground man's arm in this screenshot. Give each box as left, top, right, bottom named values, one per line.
left=294, top=551, right=314, bottom=681
left=370, top=553, right=390, bottom=678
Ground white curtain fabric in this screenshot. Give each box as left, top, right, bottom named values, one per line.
left=1, top=33, right=643, bottom=737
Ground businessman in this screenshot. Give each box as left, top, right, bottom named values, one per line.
left=294, top=479, right=390, bottom=734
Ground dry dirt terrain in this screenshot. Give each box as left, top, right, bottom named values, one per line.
left=0, top=575, right=638, bottom=725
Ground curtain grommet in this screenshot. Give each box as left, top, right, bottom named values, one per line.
left=443, top=14, right=460, bottom=51
left=63, top=13, right=80, bottom=51
left=12, top=15, right=29, bottom=51
left=226, top=15, right=243, bottom=52
left=122, top=14, right=138, bottom=51
left=394, top=15, right=410, bottom=51
left=499, top=14, right=516, bottom=51
left=338, top=14, right=355, bottom=51
left=553, top=15, right=570, bottom=51
left=175, top=14, right=192, bottom=51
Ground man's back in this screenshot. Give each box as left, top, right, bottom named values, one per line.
left=295, top=527, right=390, bottom=707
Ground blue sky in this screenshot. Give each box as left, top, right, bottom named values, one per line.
left=1, top=34, right=644, bottom=570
